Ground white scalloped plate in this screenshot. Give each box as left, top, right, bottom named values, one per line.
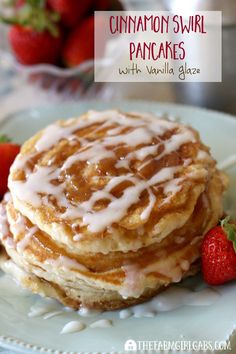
left=0, top=100, right=236, bottom=354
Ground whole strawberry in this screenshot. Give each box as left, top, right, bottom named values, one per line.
left=47, top=0, right=93, bottom=28
left=0, top=135, right=20, bottom=197
left=62, top=16, right=94, bottom=67
left=2, top=0, right=62, bottom=65
left=9, top=25, right=62, bottom=65
left=202, top=217, right=236, bottom=285
left=62, top=15, right=106, bottom=68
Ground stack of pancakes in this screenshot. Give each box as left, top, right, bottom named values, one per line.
left=0, top=110, right=227, bottom=310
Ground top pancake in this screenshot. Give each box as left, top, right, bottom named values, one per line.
left=8, top=110, right=220, bottom=254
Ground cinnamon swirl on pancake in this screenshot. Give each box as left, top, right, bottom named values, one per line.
left=0, top=110, right=227, bottom=310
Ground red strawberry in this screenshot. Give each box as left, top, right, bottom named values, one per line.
left=9, top=25, right=62, bottom=65
left=15, top=0, right=25, bottom=8
left=95, top=0, right=110, bottom=10
left=96, top=0, right=124, bottom=11
left=62, top=16, right=94, bottom=67
left=2, top=0, right=62, bottom=65
left=0, top=135, right=20, bottom=197
left=62, top=15, right=107, bottom=67
left=47, top=0, right=93, bottom=28
left=202, top=217, right=236, bottom=285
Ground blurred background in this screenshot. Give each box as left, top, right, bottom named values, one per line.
left=0, top=0, right=236, bottom=121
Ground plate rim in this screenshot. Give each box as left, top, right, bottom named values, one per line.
left=1, top=99, right=236, bottom=129
left=0, top=333, right=125, bottom=354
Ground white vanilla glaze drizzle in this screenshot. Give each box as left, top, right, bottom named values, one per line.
left=9, top=110, right=210, bottom=233
left=10, top=167, right=64, bottom=208
left=120, top=249, right=200, bottom=299
left=24, top=283, right=220, bottom=330
left=44, top=255, right=87, bottom=272
left=43, top=310, right=63, bottom=319
left=119, top=308, right=133, bottom=319
left=0, top=263, right=221, bottom=333
left=132, top=144, right=158, bottom=160
left=89, top=319, right=113, bottom=328
left=140, top=189, right=156, bottom=220
left=218, top=154, right=236, bottom=170
left=17, top=226, right=38, bottom=253
left=0, top=203, right=9, bottom=239
left=121, top=286, right=220, bottom=318
left=77, top=307, right=103, bottom=317
left=28, top=298, right=61, bottom=318
left=60, top=320, right=86, bottom=334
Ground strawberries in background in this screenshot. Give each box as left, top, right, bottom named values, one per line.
left=2, top=0, right=63, bottom=65
left=9, top=25, right=62, bottom=65
left=48, top=0, right=94, bottom=28
left=2, top=0, right=124, bottom=68
left=62, top=16, right=94, bottom=67
left=62, top=15, right=106, bottom=67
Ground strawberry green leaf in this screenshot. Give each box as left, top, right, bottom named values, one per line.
left=0, top=0, right=60, bottom=37
left=27, top=0, right=46, bottom=8
left=221, top=216, right=236, bottom=252
left=221, top=215, right=231, bottom=226
left=0, top=135, right=11, bottom=143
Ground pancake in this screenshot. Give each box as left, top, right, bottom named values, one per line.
left=0, top=110, right=228, bottom=310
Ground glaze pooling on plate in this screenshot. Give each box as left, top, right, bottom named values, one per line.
left=28, top=298, right=62, bottom=318
left=89, top=319, right=113, bottom=328
left=60, top=321, right=86, bottom=334
left=77, top=307, right=102, bottom=317
left=120, top=286, right=220, bottom=318
left=43, top=310, right=63, bottom=319
left=0, top=271, right=221, bottom=332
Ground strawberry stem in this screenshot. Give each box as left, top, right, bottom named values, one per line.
left=0, top=0, right=60, bottom=37
left=221, top=216, right=236, bottom=252
left=0, top=135, right=11, bottom=143
left=27, top=0, right=45, bottom=8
